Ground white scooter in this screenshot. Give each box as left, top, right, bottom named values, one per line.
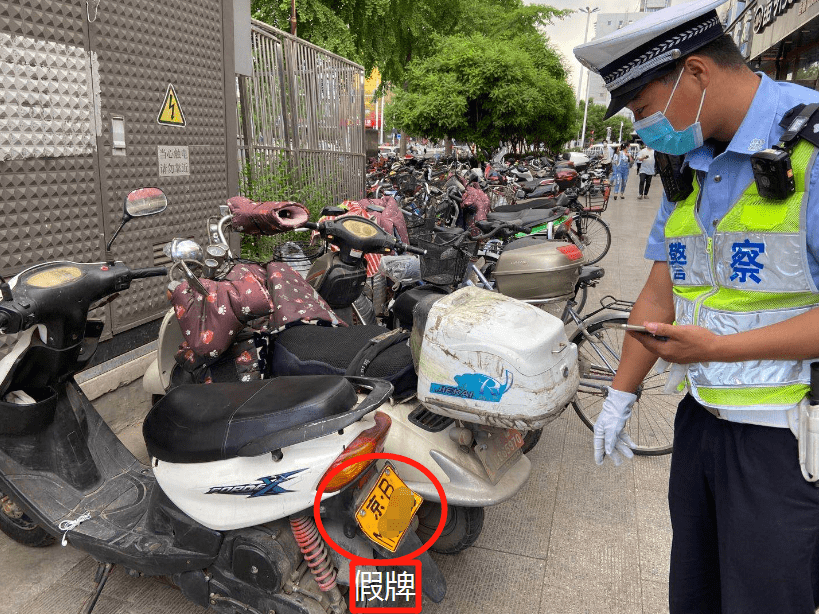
left=0, top=189, right=445, bottom=614
left=144, top=205, right=580, bottom=555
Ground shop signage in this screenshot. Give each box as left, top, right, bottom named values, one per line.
left=754, top=0, right=800, bottom=32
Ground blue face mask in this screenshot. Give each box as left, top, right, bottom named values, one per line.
left=633, top=69, right=706, bottom=156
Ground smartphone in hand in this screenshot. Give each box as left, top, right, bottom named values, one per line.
left=602, top=322, right=669, bottom=341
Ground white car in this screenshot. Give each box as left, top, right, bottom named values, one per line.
left=565, top=152, right=590, bottom=168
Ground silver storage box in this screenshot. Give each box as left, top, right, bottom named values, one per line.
left=493, top=239, right=584, bottom=301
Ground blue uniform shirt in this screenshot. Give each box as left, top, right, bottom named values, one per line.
left=644, top=73, right=819, bottom=288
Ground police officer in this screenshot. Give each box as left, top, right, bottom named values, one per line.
left=575, top=0, right=819, bottom=612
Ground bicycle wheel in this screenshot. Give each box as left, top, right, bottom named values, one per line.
left=569, top=315, right=682, bottom=455
left=574, top=213, right=611, bottom=265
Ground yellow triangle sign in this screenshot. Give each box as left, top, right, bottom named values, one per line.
left=157, top=84, right=186, bottom=127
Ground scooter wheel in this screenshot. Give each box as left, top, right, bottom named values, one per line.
left=0, top=491, right=55, bottom=548
left=415, top=503, right=483, bottom=555
left=521, top=428, right=543, bottom=454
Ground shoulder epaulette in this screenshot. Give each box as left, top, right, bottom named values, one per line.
left=778, top=103, right=819, bottom=149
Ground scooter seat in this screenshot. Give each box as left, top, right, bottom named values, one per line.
left=270, top=324, right=417, bottom=400
left=143, top=375, right=357, bottom=463
left=486, top=207, right=564, bottom=227
left=492, top=197, right=557, bottom=213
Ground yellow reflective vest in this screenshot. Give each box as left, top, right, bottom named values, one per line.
left=664, top=140, right=819, bottom=413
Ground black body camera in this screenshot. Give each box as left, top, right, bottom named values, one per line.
left=751, top=147, right=795, bottom=200
left=655, top=152, right=694, bottom=202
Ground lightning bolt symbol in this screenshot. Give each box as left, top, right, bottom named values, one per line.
left=169, top=96, right=176, bottom=120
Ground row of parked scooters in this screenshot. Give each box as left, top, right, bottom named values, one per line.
left=0, top=186, right=590, bottom=614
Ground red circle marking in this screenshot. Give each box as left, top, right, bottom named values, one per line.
left=313, top=452, right=448, bottom=565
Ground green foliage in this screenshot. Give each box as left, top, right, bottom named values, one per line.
left=251, top=0, right=570, bottom=87
left=239, top=152, right=329, bottom=261
left=386, top=32, right=576, bottom=151
left=251, top=0, right=458, bottom=85
left=576, top=100, right=634, bottom=145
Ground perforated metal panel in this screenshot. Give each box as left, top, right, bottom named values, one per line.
left=90, top=0, right=230, bottom=332
left=0, top=0, right=233, bottom=344
left=0, top=2, right=100, bottom=272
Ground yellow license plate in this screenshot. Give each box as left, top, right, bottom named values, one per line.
left=355, top=462, right=423, bottom=553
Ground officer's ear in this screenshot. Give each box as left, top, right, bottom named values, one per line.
left=681, top=55, right=711, bottom=91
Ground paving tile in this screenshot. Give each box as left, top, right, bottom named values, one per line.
left=0, top=540, right=86, bottom=614
left=544, top=506, right=641, bottom=604
left=474, top=450, right=558, bottom=559
left=18, top=586, right=128, bottom=614
left=539, top=582, right=640, bottom=614
left=633, top=455, right=672, bottom=494
left=636, top=489, right=672, bottom=584
left=641, top=579, right=670, bottom=614
left=423, top=547, right=546, bottom=614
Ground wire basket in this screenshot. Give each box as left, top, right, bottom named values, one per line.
left=269, top=240, right=325, bottom=277
left=584, top=181, right=610, bottom=213
left=416, top=229, right=477, bottom=287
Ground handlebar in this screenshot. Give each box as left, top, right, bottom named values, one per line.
left=130, top=266, right=168, bottom=280
left=399, top=243, right=427, bottom=256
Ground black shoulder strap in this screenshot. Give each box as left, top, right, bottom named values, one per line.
left=345, top=328, right=411, bottom=377
left=778, top=103, right=819, bottom=148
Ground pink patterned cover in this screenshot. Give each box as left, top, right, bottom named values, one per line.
left=172, top=262, right=343, bottom=371
left=227, top=196, right=309, bottom=234
left=355, top=197, right=409, bottom=244
left=462, top=184, right=490, bottom=236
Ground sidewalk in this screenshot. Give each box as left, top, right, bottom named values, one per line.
left=0, top=169, right=671, bottom=614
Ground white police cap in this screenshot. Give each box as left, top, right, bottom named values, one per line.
left=574, top=0, right=730, bottom=119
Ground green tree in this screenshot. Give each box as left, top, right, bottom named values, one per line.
left=252, top=0, right=459, bottom=86
left=576, top=100, right=634, bottom=145
left=386, top=33, right=575, bottom=151
left=251, top=0, right=569, bottom=86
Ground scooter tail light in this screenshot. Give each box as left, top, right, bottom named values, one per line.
left=321, top=411, right=391, bottom=493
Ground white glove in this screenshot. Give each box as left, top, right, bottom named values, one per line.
left=593, top=387, right=637, bottom=466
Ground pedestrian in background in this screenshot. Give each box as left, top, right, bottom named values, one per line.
left=601, top=140, right=613, bottom=178
left=611, top=143, right=632, bottom=200
left=637, top=145, right=655, bottom=199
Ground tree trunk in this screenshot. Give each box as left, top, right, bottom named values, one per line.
left=444, top=137, right=452, bottom=157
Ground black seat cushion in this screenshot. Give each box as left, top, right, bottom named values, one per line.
left=492, top=198, right=557, bottom=213
left=487, top=207, right=564, bottom=227
left=143, top=376, right=357, bottom=463
left=270, top=324, right=417, bottom=399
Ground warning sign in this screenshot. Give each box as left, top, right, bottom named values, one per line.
left=157, top=84, right=186, bottom=127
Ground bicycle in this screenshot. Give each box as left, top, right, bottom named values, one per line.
left=565, top=196, right=611, bottom=266
left=562, top=290, right=681, bottom=455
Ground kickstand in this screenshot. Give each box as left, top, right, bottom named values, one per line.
left=79, top=562, right=114, bottom=614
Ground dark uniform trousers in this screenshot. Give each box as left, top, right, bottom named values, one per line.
left=669, top=395, right=819, bottom=613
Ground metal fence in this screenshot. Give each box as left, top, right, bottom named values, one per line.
left=237, top=21, right=366, bottom=210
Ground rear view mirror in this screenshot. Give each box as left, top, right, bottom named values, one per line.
left=106, top=187, right=168, bottom=251
left=125, top=187, right=168, bottom=217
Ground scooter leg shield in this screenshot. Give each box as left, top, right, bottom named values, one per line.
left=142, top=357, right=165, bottom=396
